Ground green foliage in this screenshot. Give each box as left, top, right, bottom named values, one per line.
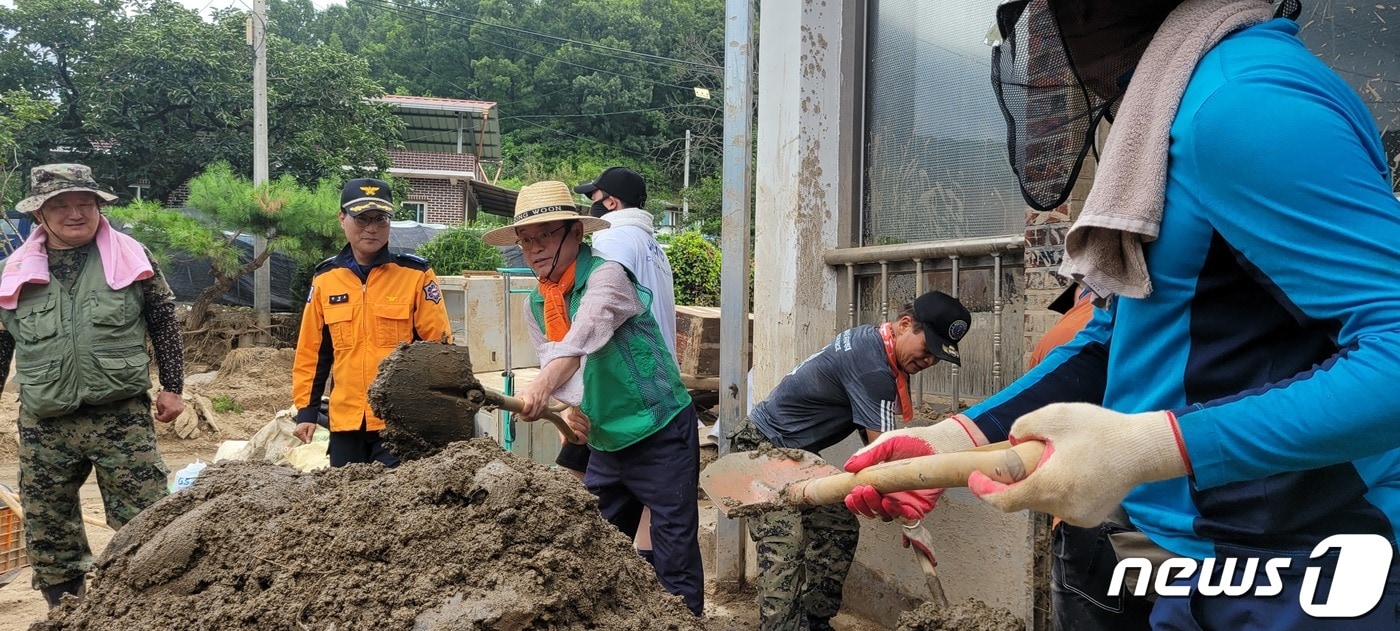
left=416, top=226, right=505, bottom=275
left=107, top=162, right=343, bottom=327
left=667, top=230, right=721, bottom=306
left=0, top=0, right=401, bottom=202
left=211, top=395, right=244, bottom=414
left=302, top=0, right=727, bottom=219
left=0, top=90, right=53, bottom=210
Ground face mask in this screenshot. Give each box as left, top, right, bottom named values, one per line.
left=589, top=201, right=609, bottom=218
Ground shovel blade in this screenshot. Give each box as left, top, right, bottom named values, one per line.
left=701, top=450, right=843, bottom=518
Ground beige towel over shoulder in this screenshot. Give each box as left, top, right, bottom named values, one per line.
left=1058, top=0, right=1275, bottom=302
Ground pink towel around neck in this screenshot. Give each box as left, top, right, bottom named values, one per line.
left=0, top=216, right=154, bottom=309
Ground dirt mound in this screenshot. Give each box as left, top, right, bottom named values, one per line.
left=35, top=439, right=701, bottom=631
left=895, top=599, right=1024, bottom=631
left=179, top=347, right=297, bottom=441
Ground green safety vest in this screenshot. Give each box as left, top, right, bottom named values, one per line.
left=530, top=245, right=691, bottom=452
left=0, top=250, right=151, bottom=418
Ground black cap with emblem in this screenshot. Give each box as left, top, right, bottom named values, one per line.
left=912, top=290, right=972, bottom=366
left=340, top=178, right=394, bottom=216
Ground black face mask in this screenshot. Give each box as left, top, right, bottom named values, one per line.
left=589, top=201, right=609, bottom=218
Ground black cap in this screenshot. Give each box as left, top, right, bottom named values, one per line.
left=341, top=178, right=393, bottom=216
left=574, top=166, right=647, bottom=208
left=912, top=291, right=971, bottom=366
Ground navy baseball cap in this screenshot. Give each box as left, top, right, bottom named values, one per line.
left=340, top=178, right=393, bottom=216
left=913, top=291, right=971, bottom=366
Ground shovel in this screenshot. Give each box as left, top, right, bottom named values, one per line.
left=700, top=440, right=1045, bottom=518
left=368, top=342, right=583, bottom=461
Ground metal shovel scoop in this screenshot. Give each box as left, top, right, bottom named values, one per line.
left=368, top=341, right=583, bottom=460
left=700, top=441, right=1045, bottom=518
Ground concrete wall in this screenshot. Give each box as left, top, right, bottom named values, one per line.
left=752, top=0, right=1044, bottom=627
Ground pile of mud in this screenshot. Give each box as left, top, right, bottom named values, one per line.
left=895, top=599, right=1024, bottom=631
left=203, top=347, right=297, bottom=412
left=37, top=439, right=702, bottom=630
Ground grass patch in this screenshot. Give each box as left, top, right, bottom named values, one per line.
left=211, top=395, right=244, bottom=414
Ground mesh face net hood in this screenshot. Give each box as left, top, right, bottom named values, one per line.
left=990, top=0, right=1180, bottom=210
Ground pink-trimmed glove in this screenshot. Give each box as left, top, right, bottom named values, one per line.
left=968, top=403, right=1192, bottom=528
left=843, top=415, right=982, bottom=521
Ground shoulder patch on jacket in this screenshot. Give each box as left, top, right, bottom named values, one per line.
left=394, top=253, right=429, bottom=271
left=423, top=280, right=442, bottom=304
left=313, top=256, right=339, bottom=276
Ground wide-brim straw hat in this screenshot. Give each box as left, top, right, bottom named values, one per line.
left=482, top=181, right=609, bottom=247
left=17, top=163, right=119, bottom=213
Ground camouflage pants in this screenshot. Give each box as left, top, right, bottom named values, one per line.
left=731, top=418, right=859, bottom=631
left=16, top=395, right=169, bottom=589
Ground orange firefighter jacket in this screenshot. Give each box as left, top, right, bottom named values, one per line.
left=292, top=246, right=453, bottom=432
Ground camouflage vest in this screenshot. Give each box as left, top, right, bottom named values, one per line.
left=0, top=252, right=150, bottom=418
left=529, top=245, right=691, bottom=452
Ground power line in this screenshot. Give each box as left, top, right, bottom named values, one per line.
left=500, top=103, right=717, bottom=121
left=350, top=0, right=714, bottom=95
left=362, top=0, right=720, bottom=72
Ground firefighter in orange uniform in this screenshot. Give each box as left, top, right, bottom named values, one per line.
left=291, top=178, right=452, bottom=466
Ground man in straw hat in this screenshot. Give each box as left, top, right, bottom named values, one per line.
left=0, top=163, right=185, bottom=607
left=291, top=178, right=452, bottom=468
left=483, top=181, right=704, bottom=616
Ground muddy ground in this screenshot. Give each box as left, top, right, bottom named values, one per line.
left=1, top=341, right=1024, bottom=630
left=36, top=440, right=703, bottom=630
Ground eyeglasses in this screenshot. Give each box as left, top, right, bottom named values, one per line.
left=350, top=213, right=390, bottom=228
left=515, top=225, right=567, bottom=249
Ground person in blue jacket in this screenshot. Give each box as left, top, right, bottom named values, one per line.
left=844, top=1, right=1400, bottom=629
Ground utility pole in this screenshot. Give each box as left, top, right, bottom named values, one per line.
left=682, top=129, right=691, bottom=222
left=251, top=0, right=271, bottom=346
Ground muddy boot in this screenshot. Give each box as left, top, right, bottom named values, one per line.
left=41, top=577, right=86, bottom=609
left=805, top=615, right=835, bottom=631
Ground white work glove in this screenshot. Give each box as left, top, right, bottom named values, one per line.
left=968, top=403, right=1191, bottom=528
left=843, top=416, right=982, bottom=520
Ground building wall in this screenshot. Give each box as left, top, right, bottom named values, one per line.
left=404, top=177, right=468, bottom=225
left=754, top=0, right=1043, bottom=627
left=387, top=149, right=476, bottom=174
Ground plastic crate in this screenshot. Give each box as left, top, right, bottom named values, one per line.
left=0, top=505, right=26, bottom=574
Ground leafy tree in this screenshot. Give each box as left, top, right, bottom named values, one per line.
left=416, top=225, right=505, bottom=275
left=0, top=90, right=53, bottom=216
left=0, top=0, right=402, bottom=202
left=107, top=163, right=342, bottom=329
left=309, top=0, right=726, bottom=203
left=667, top=230, right=720, bottom=306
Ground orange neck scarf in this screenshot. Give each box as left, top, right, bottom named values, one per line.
left=878, top=322, right=914, bottom=423
left=539, top=260, right=578, bottom=342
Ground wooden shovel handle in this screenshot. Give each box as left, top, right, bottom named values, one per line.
left=791, top=441, right=1046, bottom=507
left=487, top=391, right=585, bottom=445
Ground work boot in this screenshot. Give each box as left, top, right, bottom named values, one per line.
left=41, top=577, right=85, bottom=609
left=805, top=615, right=835, bottom=631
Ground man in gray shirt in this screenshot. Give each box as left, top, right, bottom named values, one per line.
left=731, top=290, right=970, bottom=631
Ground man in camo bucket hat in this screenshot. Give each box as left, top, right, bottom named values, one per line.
left=14, top=164, right=119, bottom=214
left=1, top=163, right=185, bottom=607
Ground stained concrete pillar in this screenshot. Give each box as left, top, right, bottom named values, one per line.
left=752, top=0, right=863, bottom=398
left=753, top=0, right=1045, bottom=628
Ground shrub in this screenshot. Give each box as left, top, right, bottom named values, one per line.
left=668, top=231, right=721, bottom=306
left=416, top=226, right=505, bottom=274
